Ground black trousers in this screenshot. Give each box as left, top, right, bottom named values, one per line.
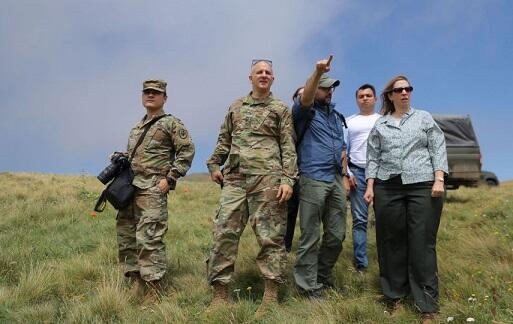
left=374, top=176, right=443, bottom=313
left=284, top=182, right=300, bottom=252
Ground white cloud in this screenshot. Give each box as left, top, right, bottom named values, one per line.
left=0, top=0, right=350, bottom=172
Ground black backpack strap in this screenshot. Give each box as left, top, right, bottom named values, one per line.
left=129, top=114, right=169, bottom=161
left=333, top=110, right=347, bottom=128
left=296, top=109, right=315, bottom=146
left=94, top=190, right=107, bottom=212
left=334, top=110, right=347, bottom=128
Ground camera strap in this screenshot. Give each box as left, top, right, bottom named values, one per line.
left=94, top=114, right=169, bottom=213
left=129, top=114, right=169, bottom=162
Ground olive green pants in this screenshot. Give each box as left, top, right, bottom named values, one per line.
left=374, top=177, right=443, bottom=313
left=294, top=175, right=346, bottom=292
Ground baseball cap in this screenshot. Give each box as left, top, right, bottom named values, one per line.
left=318, top=74, right=340, bottom=88
left=142, top=79, right=167, bottom=93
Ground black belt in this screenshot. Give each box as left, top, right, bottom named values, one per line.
left=348, top=162, right=365, bottom=170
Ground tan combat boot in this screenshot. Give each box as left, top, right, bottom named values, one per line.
left=205, top=282, right=229, bottom=313
left=128, top=272, right=144, bottom=298
left=142, top=280, right=162, bottom=304
left=255, top=280, right=279, bottom=319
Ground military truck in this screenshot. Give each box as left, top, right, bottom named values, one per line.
left=432, top=114, right=482, bottom=189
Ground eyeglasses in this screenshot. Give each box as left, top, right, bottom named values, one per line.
left=391, top=86, right=413, bottom=94
left=251, top=59, right=273, bottom=66
left=319, top=86, right=335, bottom=93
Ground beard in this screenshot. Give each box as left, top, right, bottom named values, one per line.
left=315, top=96, right=331, bottom=107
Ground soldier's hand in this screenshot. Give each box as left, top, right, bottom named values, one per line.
left=316, top=55, right=333, bottom=74
left=157, top=178, right=170, bottom=193
left=211, top=170, right=224, bottom=185
left=108, top=151, right=128, bottom=161
left=277, top=184, right=293, bottom=203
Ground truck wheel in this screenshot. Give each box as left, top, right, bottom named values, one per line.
left=486, top=179, right=498, bottom=186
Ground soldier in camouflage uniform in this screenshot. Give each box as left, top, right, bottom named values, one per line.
left=116, top=79, right=195, bottom=302
left=206, top=60, right=297, bottom=317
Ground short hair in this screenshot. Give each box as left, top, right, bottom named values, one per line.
left=355, top=83, right=376, bottom=98
left=292, top=86, right=304, bottom=102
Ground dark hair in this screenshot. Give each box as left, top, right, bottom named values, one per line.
left=380, top=75, right=411, bottom=115
left=355, top=83, right=376, bottom=98
left=292, top=86, right=304, bottom=102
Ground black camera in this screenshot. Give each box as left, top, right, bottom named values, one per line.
left=97, top=152, right=130, bottom=184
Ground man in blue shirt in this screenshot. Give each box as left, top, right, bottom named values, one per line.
left=293, top=55, right=349, bottom=299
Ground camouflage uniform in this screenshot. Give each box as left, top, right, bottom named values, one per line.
left=206, top=93, right=297, bottom=284
left=117, top=111, right=195, bottom=282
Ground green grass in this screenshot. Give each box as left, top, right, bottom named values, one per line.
left=0, top=172, right=512, bottom=323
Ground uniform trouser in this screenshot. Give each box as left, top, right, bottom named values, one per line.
left=374, top=177, right=443, bottom=313
left=206, top=173, right=287, bottom=285
left=116, top=185, right=168, bottom=282
left=349, top=165, right=370, bottom=268
left=284, top=182, right=300, bottom=252
left=294, top=174, right=346, bottom=292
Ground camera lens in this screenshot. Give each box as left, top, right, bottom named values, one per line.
left=97, top=163, right=120, bottom=184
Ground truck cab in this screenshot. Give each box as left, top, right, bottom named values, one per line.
left=432, top=114, right=482, bottom=189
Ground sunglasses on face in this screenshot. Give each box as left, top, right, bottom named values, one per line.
left=391, top=86, right=413, bottom=94
left=251, top=59, right=273, bottom=66
left=319, top=86, right=335, bottom=92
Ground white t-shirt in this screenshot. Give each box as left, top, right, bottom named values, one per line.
left=346, top=112, right=381, bottom=169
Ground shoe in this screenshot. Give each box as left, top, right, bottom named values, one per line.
left=142, top=280, right=162, bottom=304
left=299, top=288, right=324, bottom=301
left=255, top=280, right=279, bottom=319
left=127, top=272, right=144, bottom=297
left=356, top=266, right=368, bottom=273
left=421, top=312, right=435, bottom=324
left=389, top=299, right=403, bottom=317
left=205, top=282, right=229, bottom=313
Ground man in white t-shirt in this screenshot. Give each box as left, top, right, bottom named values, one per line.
left=345, top=84, right=380, bottom=271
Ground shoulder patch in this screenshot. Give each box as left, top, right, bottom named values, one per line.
left=178, top=128, right=188, bottom=139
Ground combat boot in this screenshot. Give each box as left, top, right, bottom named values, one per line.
left=205, top=282, right=229, bottom=313
left=142, top=280, right=162, bottom=304
left=255, top=280, right=279, bottom=319
left=128, top=272, right=144, bottom=297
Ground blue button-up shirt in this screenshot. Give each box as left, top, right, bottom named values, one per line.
left=366, top=108, right=448, bottom=184
left=293, top=99, right=346, bottom=182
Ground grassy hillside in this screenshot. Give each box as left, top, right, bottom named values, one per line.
left=0, top=172, right=512, bottom=323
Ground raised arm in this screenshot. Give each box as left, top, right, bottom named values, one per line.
left=301, top=55, right=333, bottom=108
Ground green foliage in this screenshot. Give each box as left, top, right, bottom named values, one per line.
left=0, top=172, right=512, bottom=323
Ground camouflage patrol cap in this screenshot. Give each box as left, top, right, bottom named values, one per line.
left=142, top=79, right=167, bottom=93
left=319, top=74, right=340, bottom=88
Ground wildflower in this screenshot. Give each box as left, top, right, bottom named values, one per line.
left=90, top=211, right=97, bottom=219
left=447, top=317, right=454, bottom=322
left=466, top=318, right=475, bottom=322
left=233, top=288, right=241, bottom=300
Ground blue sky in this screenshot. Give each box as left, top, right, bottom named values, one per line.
left=1, top=0, right=512, bottom=181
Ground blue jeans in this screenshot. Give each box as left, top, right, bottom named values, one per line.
left=349, top=165, right=369, bottom=268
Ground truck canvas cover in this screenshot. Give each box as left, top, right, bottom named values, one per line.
left=432, top=114, right=479, bottom=147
